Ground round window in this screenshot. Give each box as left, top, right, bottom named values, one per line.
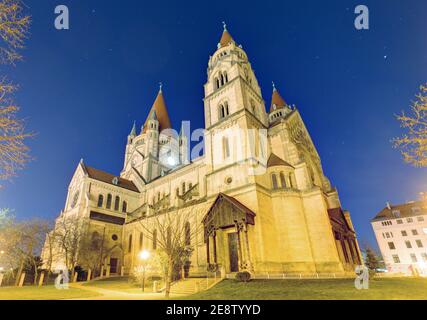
left=112, top=234, right=118, bottom=241
left=225, top=177, right=233, bottom=185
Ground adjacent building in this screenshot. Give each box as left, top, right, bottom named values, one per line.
left=372, top=201, right=427, bottom=276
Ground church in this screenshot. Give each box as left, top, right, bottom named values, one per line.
left=44, top=25, right=362, bottom=277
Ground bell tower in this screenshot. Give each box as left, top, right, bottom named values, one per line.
left=203, top=24, right=269, bottom=192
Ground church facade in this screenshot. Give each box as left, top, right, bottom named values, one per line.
left=44, top=26, right=362, bottom=277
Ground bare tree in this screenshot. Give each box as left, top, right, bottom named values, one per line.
left=138, top=208, right=201, bottom=298
left=0, top=0, right=32, bottom=184
left=53, top=214, right=87, bottom=273
left=78, top=230, right=112, bottom=277
left=393, top=84, right=427, bottom=167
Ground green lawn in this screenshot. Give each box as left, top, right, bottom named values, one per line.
left=0, top=285, right=102, bottom=300
left=185, top=278, right=427, bottom=300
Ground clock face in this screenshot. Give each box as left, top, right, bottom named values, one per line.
left=70, top=191, right=79, bottom=209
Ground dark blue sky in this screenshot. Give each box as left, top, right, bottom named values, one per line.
left=1, top=0, right=426, bottom=247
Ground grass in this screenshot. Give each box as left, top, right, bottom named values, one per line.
left=185, top=278, right=427, bottom=300
left=0, top=285, right=102, bottom=300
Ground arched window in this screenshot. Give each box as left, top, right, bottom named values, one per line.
left=114, top=196, right=120, bottom=211
left=219, top=105, right=225, bottom=119
left=106, top=194, right=112, bottom=209
left=272, top=174, right=278, bottom=189
left=223, top=137, right=230, bottom=159
left=152, top=230, right=157, bottom=250
left=224, top=71, right=228, bottom=83
left=280, top=172, right=287, bottom=188
left=91, top=231, right=100, bottom=250
left=122, top=201, right=127, bottom=213
left=220, top=73, right=224, bottom=86
left=97, top=195, right=104, bottom=208
left=139, top=232, right=143, bottom=249
left=216, top=78, right=220, bottom=89
left=224, top=102, right=230, bottom=116
left=185, top=222, right=191, bottom=246
left=128, top=234, right=133, bottom=253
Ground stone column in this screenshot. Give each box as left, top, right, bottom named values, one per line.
left=243, top=223, right=254, bottom=272
left=212, top=231, right=217, bottom=264
left=206, top=234, right=211, bottom=265
left=235, top=222, right=244, bottom=270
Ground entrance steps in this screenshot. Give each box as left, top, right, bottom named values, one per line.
left=169, top=277, right=222, bottom=295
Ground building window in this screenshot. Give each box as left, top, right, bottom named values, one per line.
left=114, top=196, right=120, bottom=211
left=139, top=232, right=143, bottom=249
left=405, top=241, right=412, bottom=249
left=401, top=230, right=407, bottom=237
left=412, top=229, right=419, bottom=236
left=272, top=174, right=279, bottom=190
left=223, top=137, right=230, bottom=159
left=97, top=194, right=104, bottom=208
left=279, top=172, right=287, bottom=188
left=416, top=240, right=423, bottom=248
left=106, top=194, right=112, bottom=209
left=407, top=218, right=413, bottom=223
left=153, top=230, right=157, bottom=250
left=112, top=234, right=118, bottom=241
left=392, top=255, right=400, bottom=263
left=410, top=254, right=418, bottom=263
left=417, top=216, right=425, bottom=222
left=397, top=219, right=403, bottom=224
left=122, top=201, right=127, bottom=213
left=128, top=234, right=133, bottom=253
left=185, top=222, right=191, bottom=246
left=385, top=232, right=390, bottom=238
left=388, top=242, right=395, bottom=250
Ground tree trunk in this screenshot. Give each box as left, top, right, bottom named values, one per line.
left=164, top=258, right=174, bottom=298
left=15, top=258, right=24, bottom=286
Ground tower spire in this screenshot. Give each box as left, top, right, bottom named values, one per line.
left=218, top=21, right=234, bottom=48
left=130, top=121, right=137, bottom=136
left=270, top=83, right=288, bottom=113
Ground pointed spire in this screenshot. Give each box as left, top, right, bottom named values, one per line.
left=143, top=85, right=172, bottom=133
left=270, top=82, right=288, bottom=113
left=130, top=121, right=137, bottom=136
left=218, top=21, right=234, bottom=48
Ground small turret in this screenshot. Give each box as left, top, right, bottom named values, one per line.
left=127, top=121, right=137, bottom=144
left=179, top=122, right=189, bottom=165
left=269, top=82, right=292, bottom=124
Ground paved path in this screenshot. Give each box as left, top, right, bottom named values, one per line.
left=69, top=283, right=185, bottom=300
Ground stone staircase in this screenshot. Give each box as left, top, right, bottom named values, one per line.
left=169, top=277, right=221, bottom=295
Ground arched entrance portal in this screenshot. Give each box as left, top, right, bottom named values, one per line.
left=203, top=193, right=256, bottom=273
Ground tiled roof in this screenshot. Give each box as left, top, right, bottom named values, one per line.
left=267, top=153, right=293, bottom=168
left=83, top=165, right=139, bottom=193
left=270, top=88, right=287, bottom=113
left=143, top=90, right=172, bottom=133
left=372, top=201, right=427, bottom=221
left=219, top=30, right=233, bottom=48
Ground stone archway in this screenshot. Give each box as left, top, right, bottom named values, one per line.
left=202, top=193, right=256, bottom=273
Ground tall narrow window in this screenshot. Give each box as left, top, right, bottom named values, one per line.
left=97, top=194, right=104, bottom=208
left=152, top=230, right=157, bottom=250
left=185, top=222, right=191, bottom=246
left=219, top=105, right=225, bottom=119
left=225, top=102, right=229, bottom=116
left=280, top=172, right=287, bottom=188
left=139, top=232, right=143, bottom=249
left=114, top=196, right=120, bottom=211
left=224, top=72, right=228, bottom=83
left=128, top=234, right=133, bottom=253
left=220, top=73, right=224, bottom=86
left=122, top=201, right=127, bottom=213
left=106, top=194, right=112, bottom=209
left=272, top=174, right=278, bottom=189
left=223, top=137, right=230, bottom=159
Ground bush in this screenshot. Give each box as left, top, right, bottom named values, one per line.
left=235, top=271, right=251, bottom=282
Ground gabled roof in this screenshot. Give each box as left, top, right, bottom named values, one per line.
left=372, top=201, right=427, bottom=221
left=143, top=89, right=172, bottom=133
left=83, top=164, right=140, bottom=193
left=267, top=153, right=293, bottom=168
left=270, top=86, right=288, bottom=113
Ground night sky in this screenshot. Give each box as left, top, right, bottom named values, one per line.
left=1, top=0, right=426, bottom=248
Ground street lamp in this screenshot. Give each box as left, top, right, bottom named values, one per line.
left=138, top=250, right=151, bottom=292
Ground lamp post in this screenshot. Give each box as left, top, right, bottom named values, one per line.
left=138, top=250, right=150, bottom=292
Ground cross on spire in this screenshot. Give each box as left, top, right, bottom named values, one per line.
left=159, top=81, right=163, bottom=93
left=222, top=21, right=227, bottom=31
left=272, top=81, right=277, bottom=91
